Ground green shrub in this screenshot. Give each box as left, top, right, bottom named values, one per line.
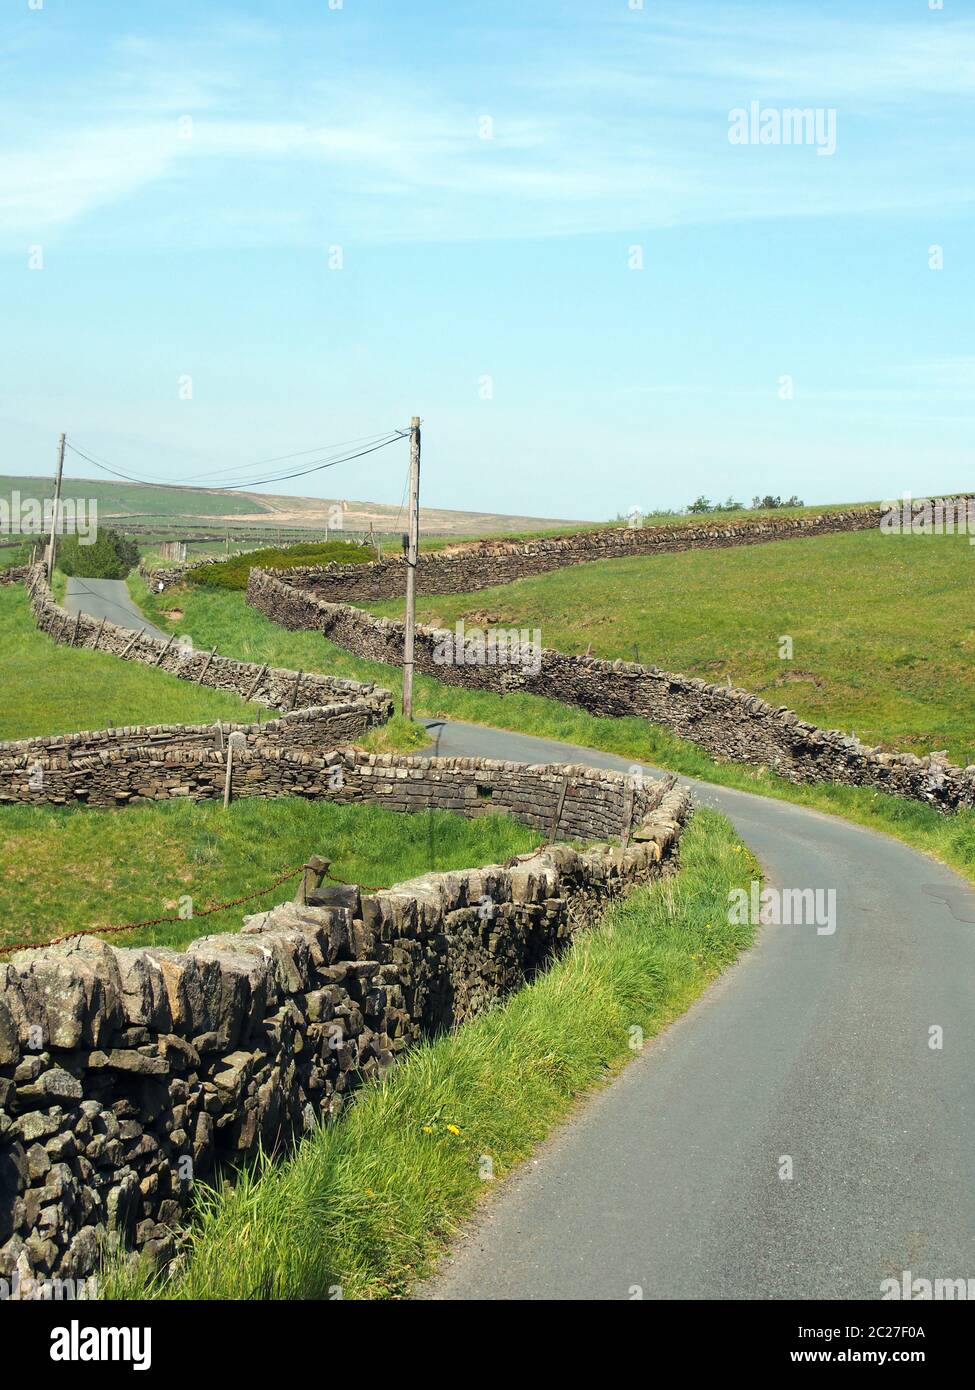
left=58, top=528, right=140, bottom=579
left=188, top=539, right=376, bottom=590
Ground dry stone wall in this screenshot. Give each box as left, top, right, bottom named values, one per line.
left=0, top=710, right=387, bottom=808
left=248, top=568, right=975, bottom=813
left=141, top=507, right=889, bottom=596
left=0, top=723, right=654, bottom=843
left=137, top=539, right=332, bottom=593
left=0, top=568, right=393, bottom=804
left=25, top=566, right=391, bottom=724
left=0, top=765, right=689, bottom=1289
left=212, top=507, right=889, bottom=605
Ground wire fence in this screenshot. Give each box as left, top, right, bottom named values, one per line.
left=0, top=860, right=398, bottom=959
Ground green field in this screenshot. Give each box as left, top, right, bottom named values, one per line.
left=131, top=569, right=975, bottom=892
left=367, top=529, right=975, bottom=766
left=107, top=807, right=753, bottom=1301
left=0, top=473, right=266, bottom=519
left=0, top=583, right=259, bottom=742
left=0, top=797, right=540, bottom=954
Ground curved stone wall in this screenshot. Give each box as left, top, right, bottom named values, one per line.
left=142, top=506, right=893, bottom=596
left=248, top=567, right=975, bottom=813
left=0, top=765, right=689, bottom=1289
left=0, top=568, right=393, bottom=800
left=24, top=566, right=391, bottom=723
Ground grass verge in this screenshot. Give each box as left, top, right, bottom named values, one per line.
left=105, top=807, right=754, bottom=1301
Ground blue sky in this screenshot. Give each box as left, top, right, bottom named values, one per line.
left=1, top=0, right=972, bottom=521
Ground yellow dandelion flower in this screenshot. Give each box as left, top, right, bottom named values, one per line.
left=446, top=1124, right=461, bottom=1136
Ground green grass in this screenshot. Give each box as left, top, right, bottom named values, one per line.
left=0, top=797, right=541, bottom=954
left=105, top=807, right=753, bottom=1301
left=0, top=543, right=32, bottom=570
left=0, top=583, right=260, bottom=742
left=0, top=473, right=264, bottom=518
left=368, top=528, right=975, bottom=766
left=355, top=713, right=431, bottom=755
left=185, top=539, right=376, bottom=591
left=131, top=573, right=975, bottom=891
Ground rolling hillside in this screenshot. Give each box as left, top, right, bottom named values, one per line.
left=0, top=471, right=588, bottom=537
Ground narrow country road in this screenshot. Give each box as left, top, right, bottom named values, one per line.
left=63, top=576, right=170, bottom=642
left=416, top=718, right=975, bottom=1300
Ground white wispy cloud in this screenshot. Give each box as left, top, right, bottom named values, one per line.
left=1, top=6, right=972, bottom=248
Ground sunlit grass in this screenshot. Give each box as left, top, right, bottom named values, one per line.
left=104, top=809, right=753, bottom=1301
left=0, top=583, right=259, bottom=742
left=0, top=797, right=541, bottom=953
left=132, top=570, right=975, bottom=891
left=368, top=528, right=975, bottom=766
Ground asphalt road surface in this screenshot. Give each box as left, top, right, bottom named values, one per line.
left=63, top=576, right=170, bottom=642
left=417, top=718, right=975, bottom=1300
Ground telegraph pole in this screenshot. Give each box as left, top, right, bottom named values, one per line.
left=402, top=416, right=421, bottom=719
left=46, top=432, right=66, bottom=582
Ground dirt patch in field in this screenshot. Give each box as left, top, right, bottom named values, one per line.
left=776, top=669, right=824, bottom=688
left=460, top=608, right=521, bottom=627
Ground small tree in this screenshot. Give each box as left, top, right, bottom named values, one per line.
left=751, top=494, right=804, bottom=510
left=58, top=528, right=139, bottom=579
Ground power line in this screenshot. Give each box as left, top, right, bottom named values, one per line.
left=64, top=429, right=409, bottom=493
left=65, top=432, right=407, bottom=489
left=111, top=430, right=404, bottom=486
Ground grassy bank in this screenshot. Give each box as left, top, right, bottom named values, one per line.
left=368, top=528, right=975, bottom=766
left=107, top=807, right=753, bottom=1301
left=132, top=574, right=975, bottom=890
left=0, top=797, right=542, bottom=954
left=0, top=582, right=259, bottom=742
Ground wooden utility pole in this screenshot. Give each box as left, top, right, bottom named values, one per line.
left=402, top=416, right=421, bottom=719
left=46, top=433, right=66, bottom=583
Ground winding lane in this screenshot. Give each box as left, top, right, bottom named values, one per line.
left=63, top=576, right=170, bottom=642
left=52, top=572, right=975, bottom=1298
left=417, top=719, right=975, bottom=1301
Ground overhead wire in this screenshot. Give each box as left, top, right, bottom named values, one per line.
left=64, top=428, right=409, bottom=493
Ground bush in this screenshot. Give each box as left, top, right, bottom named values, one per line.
left=58, top=528, right=140, bottom=579
left=750, top=494, right=804, bottom=510
left=188, top=539, right=377, bottom=590
left=686, top=496, right=745, bottom=515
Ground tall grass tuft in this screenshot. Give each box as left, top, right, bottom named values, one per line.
left=105, top=809, right=755, bottom=1301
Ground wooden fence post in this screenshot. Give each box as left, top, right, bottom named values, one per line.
left=244, top=663, right=268, bottom=701
left=196, top=646, right=217, bottom=683
left=296, top=856, right=329, bottom=905
left=153, top=632, right=177, bottom=666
